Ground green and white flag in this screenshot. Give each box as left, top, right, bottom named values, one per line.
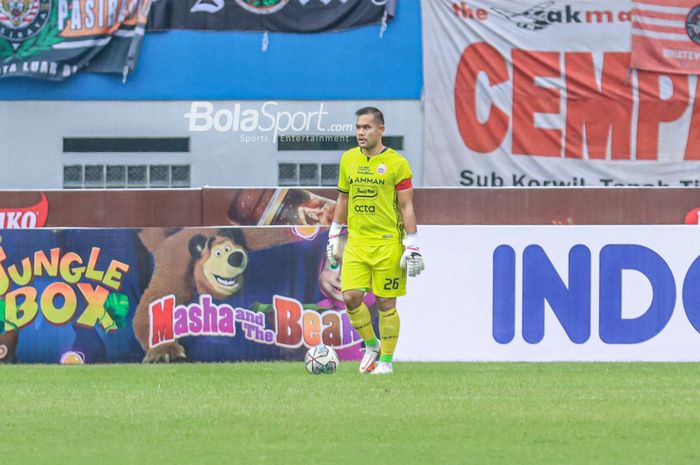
left=0, top=0, right=152, bottom=81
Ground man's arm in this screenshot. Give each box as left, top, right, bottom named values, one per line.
left=397, top=187, right=424, bottom=277
left=327, top=192, right=349, bottom=267
left=397, top=188, right=417, bottom=234
left=332, top=192, right=349, bottom=225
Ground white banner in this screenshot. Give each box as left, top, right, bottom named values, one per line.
left=398, top=225, right=700, bottom=361
left=422, top=0, right=700, bottom=187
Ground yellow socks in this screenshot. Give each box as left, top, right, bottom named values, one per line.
left=347, top=303, right=401, bottom=362
left=379, top=308, right=400, bottom=363
left=347, top=302, right=378, bottom=347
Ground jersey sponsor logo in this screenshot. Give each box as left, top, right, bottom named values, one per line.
left=353, top=204, right=375, bottom=213
left=352, top=186, right=378, bottom=201
left=351, top=176, right=385, bottom=185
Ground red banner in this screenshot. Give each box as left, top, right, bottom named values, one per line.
left=631, top=0, right=700, bottom=73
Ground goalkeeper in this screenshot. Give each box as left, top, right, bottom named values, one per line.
left=327, top=107, right=424, bottom=375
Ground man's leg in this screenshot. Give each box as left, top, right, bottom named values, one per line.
left=341, top=241, right=380, bottom=373
left=343, top=290, right=379, bottom=347
left=376, top=297, right=400, bottom=368
left=344, top=291, right=381, bottom=373
left=370, top=243, right=405, bottom=374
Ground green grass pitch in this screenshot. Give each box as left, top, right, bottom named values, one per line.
left=2, top=362, right=700, bottom=465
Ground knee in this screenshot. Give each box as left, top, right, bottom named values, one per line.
left=376, top=297, right=397, bottom=312
left=343, top=291, right=364, bottom=310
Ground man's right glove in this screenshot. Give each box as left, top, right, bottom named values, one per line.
left=326, top=221, right=343, bottom=268
left=400, top=233, right=424, bottom=277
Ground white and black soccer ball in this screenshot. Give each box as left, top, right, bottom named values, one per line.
left=304, top=344, right=339, bottom=374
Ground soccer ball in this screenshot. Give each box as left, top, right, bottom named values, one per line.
left=60, top=351, right=85, bottom=365
left=304, top=344, right=339, bottom=374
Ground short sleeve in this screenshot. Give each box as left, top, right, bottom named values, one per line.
left=337, top=153, right=349, bottom=193
left=395, top=157, right=412, bottom=188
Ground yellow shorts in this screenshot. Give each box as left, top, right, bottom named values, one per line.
left=341, top=240, right=406, bottom=298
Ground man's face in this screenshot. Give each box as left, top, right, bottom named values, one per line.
left=356, top=114, right=384, bottom=150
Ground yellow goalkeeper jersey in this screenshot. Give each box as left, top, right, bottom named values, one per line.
left=337, top=146, right=413, bottom=245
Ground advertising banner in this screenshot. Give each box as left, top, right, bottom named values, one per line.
left=631, top=0, right=700, bottom=74
left=4, top=225, right=700, bottom=363
left=147, top=0, right=395, bottom=33
left=0, top=193, right=48, bottom=228
left=0, top=0, right=151, bottom=80
left=0, top=226, right=368, bottom=364
left=423, top=0, right=700, bottom=187
left=400, top=225, right=700, bottom=361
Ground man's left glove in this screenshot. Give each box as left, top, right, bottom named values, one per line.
left=400, top=233, right=424, bottom=277
left=326, top=221, right=343, bottom=268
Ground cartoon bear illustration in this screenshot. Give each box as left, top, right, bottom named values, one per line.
left=190, top=229, right=248, bottom=301
left=133, top=228, right=248, bottom=363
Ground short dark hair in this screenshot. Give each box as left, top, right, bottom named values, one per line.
left=355, top=107, right=384, bottom=125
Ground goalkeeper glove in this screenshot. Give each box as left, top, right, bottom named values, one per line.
left=326, top=221, right=343, bottom=268
left=400, top=233, right=424, bottom=277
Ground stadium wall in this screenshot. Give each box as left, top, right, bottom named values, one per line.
left=3, top=187, right=700, bottom=228
left=0, top=100, right=423, bottom=188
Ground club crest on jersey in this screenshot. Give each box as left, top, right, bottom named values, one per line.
left=0, top=0, right=50, bottom=41
left=376, top=164, right=387, bottom=175
left=235, top=0, right=289, bottom=14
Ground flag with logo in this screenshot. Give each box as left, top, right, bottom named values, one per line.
left=0, top=0, right=152, bottom=81
left=631, top=0, right=700, bottom=74
left=422, top=0, right=700, bottom=187
left=147, top=0, right=395, bottom=33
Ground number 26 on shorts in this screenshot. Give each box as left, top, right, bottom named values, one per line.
left=383, top=277, right=400, bottom=290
